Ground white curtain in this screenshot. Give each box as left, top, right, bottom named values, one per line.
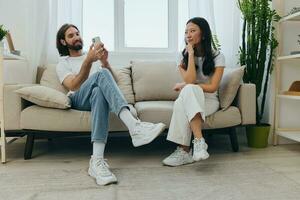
left=188, top=0, right=217, bottom=35
left=25, top=0, right=82, bottom=82
left=188, top=0, right=242, bottom=68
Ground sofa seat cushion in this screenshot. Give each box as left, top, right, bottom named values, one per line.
left=20, top=105, right=127, bottom=132
left=135, top=101, right=174, bottom=127
left=134, top=101, right=241, bottom=129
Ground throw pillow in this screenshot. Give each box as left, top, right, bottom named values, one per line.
left=15, top=86, right=71, bottom=109
left=219, top=66, right=245, bottom=110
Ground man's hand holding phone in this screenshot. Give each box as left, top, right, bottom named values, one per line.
left=92, top=37, right=109, bottom=67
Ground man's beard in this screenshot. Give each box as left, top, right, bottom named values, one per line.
left=67, top=40, right=83, bottom=51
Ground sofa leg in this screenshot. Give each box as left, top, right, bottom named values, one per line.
left=229, top=128, right=239, bottom=152
left=24, top=134, right=35, bottom=160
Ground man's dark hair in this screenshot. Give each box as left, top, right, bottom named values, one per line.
left=56, top=24, right=79, bottom=56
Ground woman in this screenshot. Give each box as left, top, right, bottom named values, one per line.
left=163, top=17, right=225, bottom=167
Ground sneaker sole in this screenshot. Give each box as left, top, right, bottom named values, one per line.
left=133, top=123, right=166, bottom=147
left=88, top=168, right=118, bottom=186
left=193, top=153, right=209, bottom=162
left=162, top=159, right=194, bottom=167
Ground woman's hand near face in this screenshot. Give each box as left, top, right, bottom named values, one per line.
left=186, top=42, right=194, bottom=55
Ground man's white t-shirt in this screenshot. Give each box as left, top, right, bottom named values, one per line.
left=56, top=54, right=102, bottom=85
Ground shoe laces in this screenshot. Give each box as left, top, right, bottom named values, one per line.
left=169, top=147, right=187, bottom=159
left=135, top=120, right=155, bottom=130
left=192, top=139, right=205, bottom=151
left=93, top=158, right=112, bottom=176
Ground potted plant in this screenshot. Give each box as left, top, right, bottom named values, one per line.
left=0, top=25, right=8, bottom=49
left=238, top=0, right=281, bottom=148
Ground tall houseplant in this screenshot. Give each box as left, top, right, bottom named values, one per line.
left=238, top=0, right=280, bottom=147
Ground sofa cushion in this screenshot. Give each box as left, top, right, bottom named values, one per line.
left=219, top=66, right=245, bottom=111
left=112, top=66, right=135, bottom=104
left=40, top=64, right=69, bottom=94
left=20, top=105, right=127, bottom=132
left=15, top=85, right=71, bottom=109
left=135, top=101, right=241, bottom=129
left=131, top=61, right=182, bottom=101
left=204, top=106, right=241, bottom=129
left=135, top=101, right=174, bottom=127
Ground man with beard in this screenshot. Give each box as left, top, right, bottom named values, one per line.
left=55, top=24, right=166, bottom=186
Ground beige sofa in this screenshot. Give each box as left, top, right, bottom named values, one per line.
left=3, top=61, right=256, bottom=160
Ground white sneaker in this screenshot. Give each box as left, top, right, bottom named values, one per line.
left=162, top=147, right=194, bottom=167
left=88, top=156, right=117, bottom=186
left=130, top=120, right=166, bottom=147
left=192, top=138, right=209, bottom=161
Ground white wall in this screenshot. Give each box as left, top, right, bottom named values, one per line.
left=0, top=0, right=28, bottom=54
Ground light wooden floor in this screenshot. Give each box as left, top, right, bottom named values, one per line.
left=1, top=133, right=300, bottom=200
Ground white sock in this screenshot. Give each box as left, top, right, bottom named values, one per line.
left=92, top=141, right=105, bottom=159
left=119, top=107, right=138, bottom=132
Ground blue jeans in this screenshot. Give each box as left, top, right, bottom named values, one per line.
left=69, top=68, right=128, bottom=143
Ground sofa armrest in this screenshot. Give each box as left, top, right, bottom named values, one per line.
left=3, top=84, right=38, bottom=130
left=236, top=83, right=256, bottom=125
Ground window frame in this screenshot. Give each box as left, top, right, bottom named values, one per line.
left=114, top=0, right=178, bottom=53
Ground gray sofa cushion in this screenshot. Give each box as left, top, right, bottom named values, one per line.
left=40, top=64, right=69, bottom=94
left=15, top=85, right=71, bottom=109
left=135, top=101, right=241, bottom=129
left=20, top=105, right=127, bottom=132
left=131, top=61, right=182, bottom=101
left=219, top=66, right=245, bottom=110
left=112, top=66, right=135, bottom=104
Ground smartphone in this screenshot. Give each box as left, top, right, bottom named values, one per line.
left=92, top=36, right=102, bottom=44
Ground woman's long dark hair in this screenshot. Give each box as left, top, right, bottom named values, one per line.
left=56, top=24, right=79, bottom=56
left=182, top=17, right=218, bottom=76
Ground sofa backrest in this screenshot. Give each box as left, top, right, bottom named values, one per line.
left=131, top=61, right=182, bottom=101
left=40, top=64, right=69, bottom=94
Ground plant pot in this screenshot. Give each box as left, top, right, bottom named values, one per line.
left=246, top=124, right=270, bottom=148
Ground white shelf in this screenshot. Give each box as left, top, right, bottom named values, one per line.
left=277, top=94, right=300, bottom=100
left=280, top=12, right=300, bottom=22
left=274, top=2, right=300, bottom=146
left=276, top=131, right=300, bottom=142
left=277, top=54, right=300, bottom=61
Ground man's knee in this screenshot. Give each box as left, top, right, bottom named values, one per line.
left=99, top=68, right=110, bottom=76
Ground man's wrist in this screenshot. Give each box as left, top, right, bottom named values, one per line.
left=85, top=56, right=94, bottom=65
left=101, top=61, right=110, bottom=67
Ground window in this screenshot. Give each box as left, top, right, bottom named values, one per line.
left=82, top=0, right=114, bottom=50
left=83, top=0, right=188, bottom=53
left=124, top=0, right=168, bottom=48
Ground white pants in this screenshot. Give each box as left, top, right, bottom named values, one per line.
left=167, top=84, right=219, bottom=146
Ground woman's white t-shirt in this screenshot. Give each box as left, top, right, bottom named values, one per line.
left=177, top=51, right=225, bottom=100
